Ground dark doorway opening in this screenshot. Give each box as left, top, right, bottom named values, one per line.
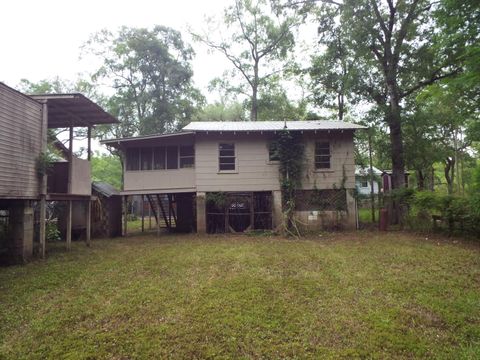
left=206, top=192, right=272, bottom=234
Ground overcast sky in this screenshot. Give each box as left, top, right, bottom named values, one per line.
left=1, top=0, right=316, bottom=101
left=1, top=0, right=240, bottom=95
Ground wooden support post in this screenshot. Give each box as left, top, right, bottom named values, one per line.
left=68, top=126, right=73, bottom=193
left=250, top=192, right=254, bottom=231
left=149, top=205, right=152, bottom=230
left=66, top=200, right=72, bottom=251
left=141, top=195, right=145, bottom=233
left=196, top=192, right=206, bottom=233
left=123, top=195, right=128, bottom=237
left=87, top=126, right=92, bottom=161
left=86, top=200, right=91, bottom=247
left=39, top=198, right=46, bottom=259
left=156, top=197, right=161, bottom=237
left=39, top=102, right=48, bottom=259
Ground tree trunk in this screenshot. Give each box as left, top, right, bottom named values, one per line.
left=428, top=166, right=435, bottom=191
left=250, top=61, right=259, bottom=121
left=338, top=93, right=344, bottom=121
left=387, top=96, right=406, bottom=190
left=417, top=169, right=425, bottom=190
left=444, top=157, right=455, bottom=195
left=386, top=77, right=406, bottom=225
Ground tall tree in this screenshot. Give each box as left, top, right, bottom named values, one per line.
left=308, top=5, right=359, bottom=121
left=192, top=0, right=298, bottom=121
left=286, top=0, right=476, bottom=221
left=84, top=25, right=204, bottom=138
left=90, top=152, right=122, bottom=190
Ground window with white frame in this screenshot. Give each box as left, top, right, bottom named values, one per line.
left=315, top=141, right=331, bottom=169
left=219, top=143, right=235, bottom=171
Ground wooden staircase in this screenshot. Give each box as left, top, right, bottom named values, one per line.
left=146, top=194, right=177, bottom=230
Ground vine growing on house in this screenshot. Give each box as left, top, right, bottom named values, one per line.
left=275, top=129, right=304, bottom=236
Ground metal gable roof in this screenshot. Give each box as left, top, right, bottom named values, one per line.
left=182, top=121, right=366, bottom=132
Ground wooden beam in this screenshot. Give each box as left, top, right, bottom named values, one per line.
left=39, top=102, right=48, bottom=259
left=39, top=198, right=46, bottom=259
left=146, top=195, right=159, bottom=223
left=156, top=195, right=170, bottom=229
left=156, top=198, right=161, bottom=237
left=250, top=192, right=254, bottom=231
left=123, top=196, right=128, bottom=237
left=87, top=126, right=92, bottom=161
left=86, top=200, right=91, bottom=247
left=141, top=195, right=145, bottom=233
left=68, top=126, right=73, bottom=193
left=66, top=200, right=72, bottom=251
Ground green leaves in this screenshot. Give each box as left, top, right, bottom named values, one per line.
left=85, top=26, right=204, bottom=138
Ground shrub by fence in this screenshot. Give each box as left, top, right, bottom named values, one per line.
left=391, top=190, right=480, bottom=238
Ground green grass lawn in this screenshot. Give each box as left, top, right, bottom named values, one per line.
left=0, top=232, right=479, bottom=359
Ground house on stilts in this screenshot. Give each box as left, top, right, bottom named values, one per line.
left=102, top=121, right=365, bottom=235
left=0, top=82, right=118, bottom=263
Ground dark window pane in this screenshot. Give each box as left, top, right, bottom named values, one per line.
left=219, top=143, right=235, bottom=171
left=140, top=148, right=152, bottom=170
left=180, top=145, right=194, bottom=157
left=219, top=143, right=235, bottom=157
left=166, top=146, right=178, bottom=169
left=219, top=157, right=235, bottom=164
left=315, top=142, right=331, bottom=169
left=220, top=149, right=235, bottom=157
left=268, top=142, right=279, bottom=161
left=153, top=147, right=165, bottom=170
left=126, top=148, right=140, bottom=171
left=219, top=143, right=234, bottom=151
left=180, top=157, right=194, bottom=168
left=219, top=163, right=235, bottom=171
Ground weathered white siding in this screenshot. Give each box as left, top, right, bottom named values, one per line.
left=301, top=132, right=355, bottom=190
left=120, top=131, right=355, bottom=194
left=0, top=83, right=42, bottom=199
left=124, top=169, right=196, bottom=193
left=195, top=132, right=355, bottom=192
left=123, top=135, right=196, bottom=193
left=195, top=133, right=280, bottom=192
left=70, top=158, right=92, bottom=195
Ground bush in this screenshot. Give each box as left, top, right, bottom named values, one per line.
left=46, top=221, right=61, bottom=242
left=407, top=191, right=480, bottom=237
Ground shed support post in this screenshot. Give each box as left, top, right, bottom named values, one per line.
left=86, top=200, right=91, bottom=247
left=123, top=195, right=128, bottom=236
left=66, top=200, right=72, bottom=250
left=196, top=192, right=206, bottom=234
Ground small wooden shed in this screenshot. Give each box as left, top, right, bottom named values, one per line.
left=91, top=182, right=122, bottom=238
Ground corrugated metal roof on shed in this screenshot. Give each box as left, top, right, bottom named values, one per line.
left=182, top=121, right=366, bottom=132
left=92, top=182, right=119, bottom=197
